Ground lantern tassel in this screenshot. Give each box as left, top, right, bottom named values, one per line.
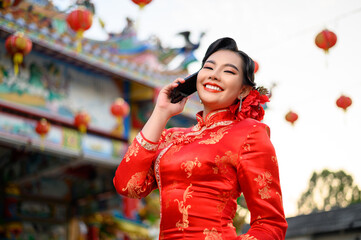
left=78, top=124, right=87, bottom=134
left=13, top=53, right=23, bottom=76
left=40, top=134, right=45, bottom=151
left=76, top=30, right=84, bottom=53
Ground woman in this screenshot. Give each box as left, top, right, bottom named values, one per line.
left=113, top=37, right=288, bottom=239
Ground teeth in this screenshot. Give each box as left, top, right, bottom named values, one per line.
left=205, top=84, right=222, bottom=91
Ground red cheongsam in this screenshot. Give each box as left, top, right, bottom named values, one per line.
left=113, top=108, right=288, bottom=239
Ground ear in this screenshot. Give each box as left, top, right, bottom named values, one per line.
left=238, top=85, right=252, bottom=99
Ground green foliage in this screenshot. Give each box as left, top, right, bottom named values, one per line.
left=298, top=169, right=361, bottom=214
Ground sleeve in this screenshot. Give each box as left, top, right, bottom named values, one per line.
left=236, top=123, right=288, bottom=240
left=113, top=131, right=160, bottom=199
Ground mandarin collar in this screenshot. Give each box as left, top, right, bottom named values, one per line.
left=195, top=108, right=237, bottom=128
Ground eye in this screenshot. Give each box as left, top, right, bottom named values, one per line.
left=203, top=66, right=213, bottom=70
left=224, top=70, right=236, bottom=74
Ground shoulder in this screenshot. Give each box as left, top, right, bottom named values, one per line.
left=232, top=118, right=271, bottom=137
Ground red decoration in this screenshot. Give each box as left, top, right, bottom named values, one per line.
left=336, top=95, right=352, bottom=112
left=66, top=7, right=93, bottom=52
left=254, top=60, right=259, bottom=73
left=74, top=111, right=91, bottom=134
left=5, top=32, right=32, bottom=76
left=35, top=118, right=50, bottom=150
left=0, top=0, right=22, bottom=9
left=131, top=0, right=152, bottom=9
left=285, top=110, right=298, bottom=125
left=315, top=29, right=337, bottom=54
left=110, top=98, right=129, bottom=135
left=111, top=98, right=130, bottom=119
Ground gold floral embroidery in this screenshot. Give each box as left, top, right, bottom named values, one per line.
left=174, top=184, right=193, bottom=231
left=239, top=234, right=258, bottom=240
left=216, top=191, right=231, bottom=212
left=136, top=133, right=158, bottom=151
left=159, top=130, right=185, bottom=149
left=199, top=126, right=230, bottom=144
left=122, top=171, right=147, bottom=198
left=243, top=143, right=251, bottom=151
left=213, top=151, right=238, bottom=174
left=255, top=215, right=264, bottom=225
left=124, top=142, right=140, bottom=162
left=164, top=144, right=183, bottom=159
left=227, top=222, right=235, bottom=229
left=271, top=156, right=278, bottom=166
left=254, top=171, right=273, bottom=199
left=203, top=228, right=223, bottom=239
left=276, top=192, right=282, bottom=201
left=181, top=158, right=202, bottom=178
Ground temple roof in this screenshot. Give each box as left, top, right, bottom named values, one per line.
left=0, top=1, right=189, bottom=88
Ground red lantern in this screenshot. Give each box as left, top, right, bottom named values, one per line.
left=315, top=29, right=337, bottom=54
left=285, top=110, right=298, bottom=125
left=5, top=32, right=32, bottom=76
left=336, top=95, right=352, bottom=112
left=66, top=7, right=93, bottom=52
left=74, top=111, right=91, bottom=134
left=131, top=0, right=152, bottom=9
left=35, top=118, right=50, bottom=150
left=111, top=98, right=130, bottom=120
left=0, top=0, right=22, bottom=9
left=254, top=60, right=259, bottom=73
left=110, top=98, right=129, bottom=135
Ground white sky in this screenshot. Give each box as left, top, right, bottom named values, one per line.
left=54, top=0, right=361, bottom=217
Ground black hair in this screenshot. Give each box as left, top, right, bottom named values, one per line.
left=201, top=37, right=256, bottom=87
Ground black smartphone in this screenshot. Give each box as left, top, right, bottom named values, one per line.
left=168, top=71, right=199, bottom=103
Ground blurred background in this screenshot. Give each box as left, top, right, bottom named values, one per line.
left=0, top=0, right=360, bottom=239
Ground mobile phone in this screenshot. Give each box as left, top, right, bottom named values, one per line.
left=169, top=71, right=199, bottom=103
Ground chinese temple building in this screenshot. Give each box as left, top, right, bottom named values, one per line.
left=0, top=1, right=201, bottom=239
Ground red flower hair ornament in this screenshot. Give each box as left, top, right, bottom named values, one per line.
left=230, top=88, right=269, bottom=121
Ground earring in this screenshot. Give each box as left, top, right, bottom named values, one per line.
left=200, top=99, right=203, bottom=104
left=238, top=96, right=242, bottom=112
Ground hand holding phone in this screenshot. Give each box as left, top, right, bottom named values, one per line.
left=168, top=72, right=198, bottom=103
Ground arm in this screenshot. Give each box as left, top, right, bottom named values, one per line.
left=236, top=123, right=288, bottom=240
left=113, top=78, right=189, bottom=198
left=113, top=131, right=159, bottom=198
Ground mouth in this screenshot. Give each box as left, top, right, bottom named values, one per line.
left=204, top=83, right=223, bottom=92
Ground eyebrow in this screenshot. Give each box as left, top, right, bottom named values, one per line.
left=205, top=60, right=240, bottom=72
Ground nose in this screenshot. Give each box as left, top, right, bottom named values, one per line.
left=209, top=69, right=220, bottom=81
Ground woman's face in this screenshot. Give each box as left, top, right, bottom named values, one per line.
left=197, top=49, right=247, bottom=114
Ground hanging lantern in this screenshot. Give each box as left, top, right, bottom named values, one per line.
left=131, top=0, right=152, bottom=9
left=285, top=110, right=298, bottom=125
left=35, top=118, right=50, bottom=150
left=254, top=60, right=259, bottom=74
left=336, top=95, right=352, bottom=112
left=0, top=0, right=22, bottom=9
left=74, top=111, right=91, bottom=134
left=111, top=98, right=130, bottom=120
left=315, top=29, right=337, bottom=54
left=5, top=32, right=32, bottom=76
left=66, top=7, right=93, bottom=52
left=111, top=98, right=129, bottom=134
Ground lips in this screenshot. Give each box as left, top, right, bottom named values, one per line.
left=204, top=83, right=223, bottom=92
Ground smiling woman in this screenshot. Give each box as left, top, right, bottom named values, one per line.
left=113, top=37, right=288, bottom=240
